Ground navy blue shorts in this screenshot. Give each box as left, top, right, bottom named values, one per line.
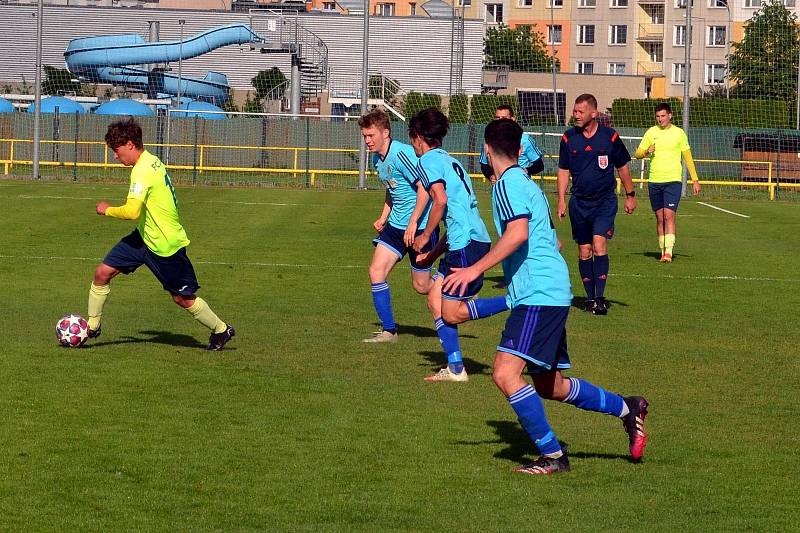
left=648, top=181, right=682, bottom=212
left=497, top=305, right=571, bottom=374
left=103, top=230, right=200, bottom=297
left=438, top=240, right=491, bottom=300
left=373, top=224, right=440, bottom=272
left=569, top=194, right=618, bottom=245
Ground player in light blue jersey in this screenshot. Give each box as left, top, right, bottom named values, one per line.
left=408, top=108, right=510, bottom=382
left=444, top=118, right=649, bottom=474
left=359, top=109, right=443, bottom=344
left=479, top=104, right=544, bottom=183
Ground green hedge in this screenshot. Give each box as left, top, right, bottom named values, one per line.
left=403, top=92, right=443, bottom=118
left=470, top=94, right=519, bottom=124
left=611, top=98, right=790, bottom=128
left=448, top=94, right=469, bottom=123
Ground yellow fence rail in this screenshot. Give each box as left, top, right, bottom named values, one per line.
left=0, top=138, right=790, bottom=199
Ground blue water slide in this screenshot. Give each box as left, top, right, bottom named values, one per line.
left=64, top=24, right=262, bottom=102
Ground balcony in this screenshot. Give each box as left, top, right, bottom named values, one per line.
left=638, top=0, right=664, bottom=3
left=637, top=61, right=664, bottom=76
left=637, top=23, right=664, bottom=41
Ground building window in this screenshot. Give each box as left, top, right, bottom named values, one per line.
left=519, top=0, right=533, bottom=6
left=672, top=63, right=686, bottom=84
left=460, top=0, right=472, bottom=6
left=375, top=2, right=395, bottom=15
left=674, top=25, right=686, bottom=47
left=486, top=3, right=504, bottom=23
left=675, top=0, right=694, bottom=7
left=547, top=24, right=563, bottom=44
left=577, top=62, right=594, bottom=74
left=609, top=25, right=627, bottom=45
left=548, top=0, right=564, bottom=7
left=322, top=1, right=336, bottom=9
left=579, top=0, right=596, bottom=6
left=707, top=26, right=726, bottom=47
left=709, top=0, right=727, bottom=7
left=409, top=2, right=416, bottom=14
left=706, top=64, right=725, bottom=84
left=611, top=0, right=628, bottom=6
left=608, top=62, right=626, bottom=74
left=577, top=24, right=595, bottom=45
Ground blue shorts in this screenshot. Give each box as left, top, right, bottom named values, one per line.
left=438, top=240, right=491, bottom=300
left=569, top=194, right=618, bottom=245
left=103, top=230, right=200, bottom=297
left=648, top=181, right=682, bottom=212
left=373, top=224, right=440, bottom=272
left=497, top=305, right=571, bottom=375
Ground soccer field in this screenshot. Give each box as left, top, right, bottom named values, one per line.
left=1, top=179, right=797, bottom=531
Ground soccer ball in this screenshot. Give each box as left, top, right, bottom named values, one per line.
left=55, top=314, right=89, bottom=348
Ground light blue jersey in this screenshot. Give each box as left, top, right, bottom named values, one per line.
left=418, top=148, right=491, bottom=250
left=373, top=140, right=430, bottom=230
left=480, top=132, right=543, bottom=171
left=492, top=165, right=572, bottom=308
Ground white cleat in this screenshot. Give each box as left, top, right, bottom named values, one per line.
left=424, top=367, right=469, bottom=382
left=362, top=330, right=399, bottom=343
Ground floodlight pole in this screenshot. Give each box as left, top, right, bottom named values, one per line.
left=724, top=1, right=731, bottom=99
left=32, top=0, right=43, bottom=179
left=681, top=0, right=692, bottom=197
left=357, top=0, right=370, bottom=190
left=796, top=44, right=800, bottom=129
left=550, top=0, right=558, bottom=124
left=177, top=20, right=185, bottom=106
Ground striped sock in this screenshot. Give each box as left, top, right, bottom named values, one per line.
left=466, top=296, right=509, bottom=320
left=508, top=384, right=561, bottom=456
left=562, top=377, right=625, bottom=417
left=371, top=282, right=396, bottom=332
left=434, top=317, right=462, bottom=373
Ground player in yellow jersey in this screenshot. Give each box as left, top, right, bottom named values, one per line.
left=634, top=103, right=701, bottom=262
left=86, top=118, right=234, bottom=350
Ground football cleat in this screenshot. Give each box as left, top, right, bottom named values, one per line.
left=622, top=396, right=649, bottom=462
left=87, top=326, right=101, bottom=339
left=592, top=297, right=609, bottom=315
left=583, top=299, right=596, bottom=313
left=208, top=324, right=235, bottom=351
left=660, top=253, right=673, bottom=263
left=424, top=366, right=469, bottom=382
left=362, top=330, right=399, bottom=343
left=513, top=454, right=571, bottom=475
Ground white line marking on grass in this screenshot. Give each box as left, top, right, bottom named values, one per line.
left=2, top=254, right=797, bottom=282
left=697, top=202, right=750, bottom=218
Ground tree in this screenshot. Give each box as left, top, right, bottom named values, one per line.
left=42, top=66, right=81, bottom=96
left=484, top=24, right=558, bottom=72
left=251, top=67, right=287, bottom=101
left=728, top=0, right=800, bottom=101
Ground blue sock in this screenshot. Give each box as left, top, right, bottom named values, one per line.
left=578, top=258, right=595, bottom=300
left=466, top=296, right=509, bottom=320
left=371, top=282, right=396, bottom=332
left=508, top=384, right=562, bottom=456
left=594, top=255, right=609, bottom=299
left=562, top=377, right=624, bottom=416
left=434, top=317, right=463, bottom=373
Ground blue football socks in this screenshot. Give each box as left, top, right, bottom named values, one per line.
left=593, top=255, right=609, bottom=299
left=508, top=384, right=562, bottom=456
left=371, top=282, right=396, bottom=333
left=435, top=317, right=463, bottom=373
left=578, top=258, right=595, bottom=300
left=466, top=296, right=509, bottom=321
left=562, top=377, right=624, bottom=417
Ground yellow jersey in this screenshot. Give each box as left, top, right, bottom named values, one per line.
left=127, top=150, right=190, bottom=257
left=637, top=125, right=690, bottom=184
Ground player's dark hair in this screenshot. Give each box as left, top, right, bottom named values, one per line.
left=408, top=108, right=449, bottom=148
left=105, top=118, right=143, bottom=150
left=484, top=119, right=522, bottom=160
left=495, top=104, right=515, bottom=118
left=575, top=93, right=598, bottom=110
left=358, top=108, right=391, bottom=131
left=655, top=102, right=673, bottom=114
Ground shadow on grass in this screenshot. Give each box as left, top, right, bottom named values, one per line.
left=398, top=324, right=438, bottom=338
left=571, top=295, right=629, bottom=311
left=418, top=350, right=491, bottom=375
left=87, top=330, right=208, bottom=349
left=638, top=251, right=690, bottom=261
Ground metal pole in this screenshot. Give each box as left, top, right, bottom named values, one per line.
left=796, top=43, right=800, bottom=129
left=357, top=0, right=370, bottom=189
left=682, top=0, right=692, bottom=197
left=550, top=2, right=558, bottom=125
left=177, top=20, right=185, bottom=106
left=32, top=0, right=43, bottom=179
left=725, top=3, right=731, bottom=99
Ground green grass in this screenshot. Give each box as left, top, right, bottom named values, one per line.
left=1, top=179, right=798, bottom=531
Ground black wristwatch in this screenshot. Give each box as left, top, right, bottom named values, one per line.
left=625, top=189, right=636, bottom=197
